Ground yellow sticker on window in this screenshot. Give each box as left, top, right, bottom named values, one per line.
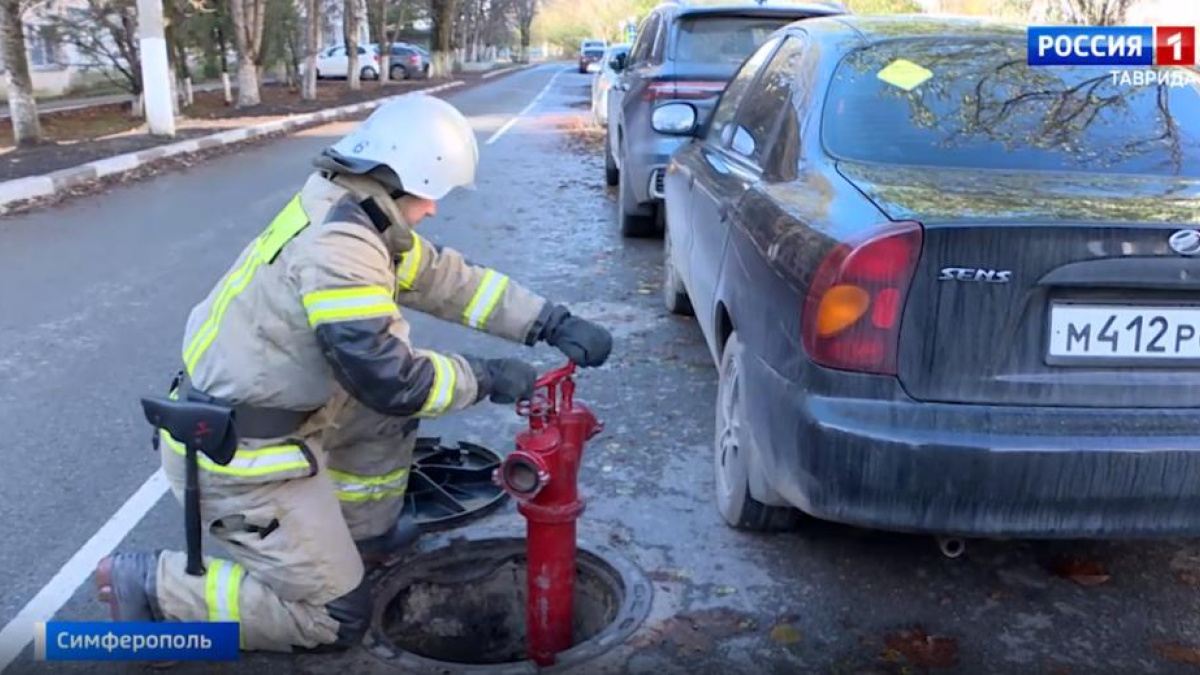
left=877, top=59, right=933, bottom=92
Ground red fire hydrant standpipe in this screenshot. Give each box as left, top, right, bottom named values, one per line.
left=495, top=362, right=602, bottom=667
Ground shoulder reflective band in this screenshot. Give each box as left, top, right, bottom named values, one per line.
left=417, top=352, right=457, bottom=417
left=462, top=270, right=510, bottom=330
left=257, top=195, right=311, bottom=262
left=205, top=559, right=245, bottom=624
left=395, top=233, right=424, bottom=292
left=302, top=286, right=397, bottom=327
left=161, top=431, right=312, bottom=478
left=328, top=466, right=410, bottom=502
left=184, top=195, right=309, bottom=374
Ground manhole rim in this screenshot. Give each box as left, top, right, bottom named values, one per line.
left=364, top=534, right=653, bottom=674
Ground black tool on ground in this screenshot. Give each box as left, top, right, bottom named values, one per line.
left=140, top=396, right=238, bottom=577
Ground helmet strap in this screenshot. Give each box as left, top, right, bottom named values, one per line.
left=359, top=196, right=394, bottom=234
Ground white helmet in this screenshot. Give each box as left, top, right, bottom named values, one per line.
left=316, top=94, right=478, bottom=200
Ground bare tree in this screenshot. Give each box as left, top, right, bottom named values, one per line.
left=343, top=0, right=360, bottom=89
left=301, top=0, right=319, bottom=98
left=1058, top=0, right=1133, bottom=25
left=367, top=0, right=391, bottom=81
left=513, top=0, right=535, bottom=63
left=0, top=0, right=41, bottom=145
left=0, top=0, right=42, bottom=145
left=429, top=0, right=456, bottom=75
left=230, top=0, right=266, bottom=106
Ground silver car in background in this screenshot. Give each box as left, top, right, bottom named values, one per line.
left=591, top=44, right=630, bottom=127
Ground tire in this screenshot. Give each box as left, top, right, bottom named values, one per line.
left=618, top=165, right=657, bottom=238
left=361, top=66, right=379, bottom=81
left=662, top=222, right=693, bottom=316
left=605, top=135, right=619, bottom=187
left=390, top=65, right=408, bottom=81
left=714, top=333, right=801, bottom=531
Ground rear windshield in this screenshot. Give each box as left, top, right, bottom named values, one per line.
left=673, top=16, right=793, bottom=66
left=584, top=49, right=605, bottom=57
left=822, top=38, right=1200, bottom=176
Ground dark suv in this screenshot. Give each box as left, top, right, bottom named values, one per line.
left=604, top=3, right=844, bottom=236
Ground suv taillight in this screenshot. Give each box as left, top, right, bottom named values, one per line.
left=801, top=221, right=923, bottom=375
left=642, top=81, right=724, bottom=101
left=409, top=54, right=420, bottom=64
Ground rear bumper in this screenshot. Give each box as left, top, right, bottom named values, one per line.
left=743, top=354, right=1200, bottom=538
left=624, top=133, right=685, bottom=204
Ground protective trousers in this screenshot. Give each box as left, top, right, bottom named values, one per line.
left=153, top=394, right=418, bottom=652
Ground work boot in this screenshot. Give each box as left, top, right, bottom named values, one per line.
left=355, top=514, right=421, bottom=568
left=94, top=551, right=162, bottom=621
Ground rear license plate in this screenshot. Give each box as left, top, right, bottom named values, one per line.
left=1048, top=304, right=1200, bottom=364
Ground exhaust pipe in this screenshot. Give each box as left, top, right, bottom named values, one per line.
left=936, top=537, right=966, bottom=559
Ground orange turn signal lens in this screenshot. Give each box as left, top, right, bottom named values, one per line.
left=817, top=284, right=870, bottom=338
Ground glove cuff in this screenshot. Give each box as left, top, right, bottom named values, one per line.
left=461, top=354, right=492, bottom=404
left=531, top=303, right=572, bottom=345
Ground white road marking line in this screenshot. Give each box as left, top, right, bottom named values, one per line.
left=484, top=68, right=565, bottom=146
left=0, top=470, right=170, bottom=673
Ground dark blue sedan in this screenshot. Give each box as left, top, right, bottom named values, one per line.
left=662, top=15, right=1200, bottom=537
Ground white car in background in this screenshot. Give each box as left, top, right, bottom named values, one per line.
left=591, top=43, right=630, bottom=127
left=315, top=44, right=382, bottom=80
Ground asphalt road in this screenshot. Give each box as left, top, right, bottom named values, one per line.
left=2, top=64, right=1200, bottom=675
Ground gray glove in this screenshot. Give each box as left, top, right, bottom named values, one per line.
left=465, top=356, right=538, bottom=404
left=538, top=304, right=613, bottom=368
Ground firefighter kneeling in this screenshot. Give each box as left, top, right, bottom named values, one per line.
left=95, top=95, right=612, bottom=653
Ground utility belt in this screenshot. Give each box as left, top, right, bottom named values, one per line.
left=175, top=374, right=313, bottom=440
left=139, top=371, right=317, bottom=577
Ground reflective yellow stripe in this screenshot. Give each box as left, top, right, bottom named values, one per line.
left=328, top=467, right=410, bottom=502
left=205, top=560, right=245, bottom=626
left=417, top=352, right=456, bottom=417
left=396, top=234, right=424, bottom=292
left=161, top=431, right=311, bottom=478
left=184, top=196, right=308, bottom=374
left=462, top=270, right=510, bottom=330
left=302, top=285, right=397, bottom=327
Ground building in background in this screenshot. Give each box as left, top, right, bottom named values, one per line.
left=0, top=0, right=102, bottom=100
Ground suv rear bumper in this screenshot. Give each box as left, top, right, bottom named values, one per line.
left=624, top=134, right=686, bottom=205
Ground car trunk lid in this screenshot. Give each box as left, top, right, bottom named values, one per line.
left=837, top=161, right=1200, bottom=408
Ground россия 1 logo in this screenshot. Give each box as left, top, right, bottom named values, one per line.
left=1028, top=25, right=1196, bottom=66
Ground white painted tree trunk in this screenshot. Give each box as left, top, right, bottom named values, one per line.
left=0, top=0, right=42, bottom=146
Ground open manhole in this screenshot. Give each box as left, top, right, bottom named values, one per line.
left=365, top=536, right=652, bottom=674
left=401, top=439, right=508, bottom=532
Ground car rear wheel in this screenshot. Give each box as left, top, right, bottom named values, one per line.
left=361, top=66, right=379, bottom=81
left=604, top=136, right=619, bottom=187
left=662, top=224, right=693, bottom=316
left=619, top=165, right=657, bottom=238
left=390, top=64, right=409, bottom=80
left=715, top=333, right=800, bottom=531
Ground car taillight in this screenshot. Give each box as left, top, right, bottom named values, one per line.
left=409, top=54, right=420, bottom=64
left=642, top=81, right=724, bottom=101
left=801, top=221, right=923, bottom=375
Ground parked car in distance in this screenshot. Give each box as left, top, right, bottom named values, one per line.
left=579, top=45, right=607, bottom=73
left=605, top=2, right=843, bottom=237
left=592, top=44, right=631, bottom=126
left=315, top=44, right=382, bottom=80
left=388, top=44, right=430, bottom=80
left=661, top=15, right=1200, bottom=538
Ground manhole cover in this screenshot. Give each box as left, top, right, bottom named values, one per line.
left=366, top=536, right=653, bottom=673
left=401, top=438, right=508, bottom=532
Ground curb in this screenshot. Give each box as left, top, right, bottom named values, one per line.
left=0, top=80, right=464, bottom=216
